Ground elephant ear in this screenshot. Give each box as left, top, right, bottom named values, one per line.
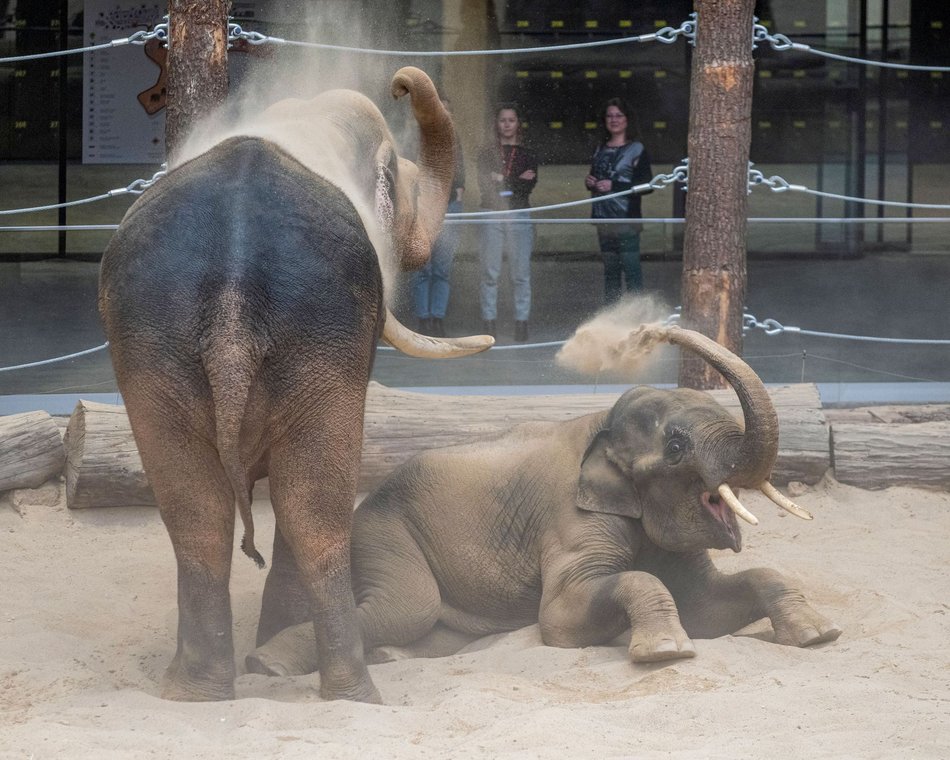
left=576, top=430, right=642, bottom=519
left=374, top=144, right=396, bottom=234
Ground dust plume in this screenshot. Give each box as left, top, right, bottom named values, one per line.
left=171, top=3, right=441, bottom=303
left=555, top=294, right=675, bottom=376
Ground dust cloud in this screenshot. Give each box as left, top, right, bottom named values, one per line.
left=555, top=293, right=675, bottom=376
left=171, top=4, right=437, bottom=303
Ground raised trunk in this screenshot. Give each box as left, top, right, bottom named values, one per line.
left=390, top=67, right=456, bottom=270
left=664, top=326, right=778, bottom=486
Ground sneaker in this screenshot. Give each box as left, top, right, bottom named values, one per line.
left=417, top=317, right=432, bottom=335
left=482, top=319, right=496, bottom=338
left=431, top=317, right=445, bottom=337
left=514, top=321, right=529, bottom=342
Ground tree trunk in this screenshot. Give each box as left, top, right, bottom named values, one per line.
left=0, top=411, right=65, bottom=493
left=63, top=400, right=154, bottom=509
left=165, top=0, right=230, bottom=162
left=831, top=421, right=950, bottom=491
left=679, top=0, right=756, bottom=390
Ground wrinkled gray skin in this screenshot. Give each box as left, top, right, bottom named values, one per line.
left=248, top=328, right=841, bottom=677
left=99, top=67, right=459, bottom=703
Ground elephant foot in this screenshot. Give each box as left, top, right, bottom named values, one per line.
left=161, top=657, right=235, bottom=701
left=318, top=666, right=382, bottom=704
left=773, top=609, right=842, bottom=648
left=629, top=625, right=697, bottom=663
left=245, top=622, right=319, bottom=677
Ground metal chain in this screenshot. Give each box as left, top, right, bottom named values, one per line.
left=225, top=17, right=696, bottom=57
left=0, top=167, right=166, bottom=216
left=753, top=19, right=950, bottom=72
left=0, top=21, right=168, bottom=64
left=447, top=163, right=687, bottom=219
left=748, top=165, right=950, bottom=210
left=670, top=308, right=950, bottom=346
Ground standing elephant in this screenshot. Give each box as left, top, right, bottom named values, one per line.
left=248, top=325, right=841, bottom=678
left=99, top=67, right=491, bottom=703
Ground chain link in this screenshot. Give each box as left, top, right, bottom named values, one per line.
left=117, top=166, right=168, bottom=195
left=651, top=15, right=697, bottom=46
left=650, top=160, right=689, bottom=191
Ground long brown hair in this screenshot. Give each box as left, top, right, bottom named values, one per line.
left=492, top=101, right=524, bottom=145
left=600, top=97, right=641, bottom=144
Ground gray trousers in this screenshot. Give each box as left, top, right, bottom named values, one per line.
left=479, top=212, right=533, bottom=321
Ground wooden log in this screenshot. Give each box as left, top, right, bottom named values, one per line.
left=360, top=382, right=830, bottom=492
left=0, top=411, right=66, bottom=493
left=63, top=400, right=155, bottom=509
left=59, top=384, right=829, bottom=508
left=831, top=421, right=950, bottom=491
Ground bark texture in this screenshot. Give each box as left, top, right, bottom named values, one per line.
left=679, top=0, right=757, bottom=389
left=165, top=0, right=230, bottom=161
left=0, top=411, right=65, bottom=493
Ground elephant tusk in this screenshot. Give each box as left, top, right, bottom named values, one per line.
left=760, top=481, right=813, bottom=520
left=717, top=484, right=759, bottom=525
left=382, top=309, right=494, bottom=358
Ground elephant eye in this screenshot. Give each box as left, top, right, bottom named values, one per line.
left=665, top=436, right=686, bottom=463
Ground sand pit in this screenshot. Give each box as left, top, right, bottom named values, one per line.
left=1, top=478, right=948, bottom=758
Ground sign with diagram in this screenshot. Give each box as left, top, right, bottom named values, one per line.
left=82, top=1, right=166, bottom=164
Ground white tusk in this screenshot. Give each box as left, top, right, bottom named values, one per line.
left=760, top=481, right=813, bottom=520
left=717, top=484, right=759, bottom=525
left=382, top=309, right=494, bottom=358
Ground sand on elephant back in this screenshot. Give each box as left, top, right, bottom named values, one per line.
left=1, top=478, right=948, bottom=759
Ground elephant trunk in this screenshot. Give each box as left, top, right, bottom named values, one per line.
left=640, top=324, right=812, bottom=521
left=659, top=325, right=778, bottom=487
left=390, top=66, right=455, bottom=271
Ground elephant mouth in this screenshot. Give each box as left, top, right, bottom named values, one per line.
left=701, top=491, right=742, bottom=553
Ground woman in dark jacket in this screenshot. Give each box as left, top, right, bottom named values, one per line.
left=585, top=97, right=653, bottom=302
left=477, top=102, right=538, bottom=342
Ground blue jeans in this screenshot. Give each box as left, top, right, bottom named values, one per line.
left=412, top=199, right=462, bottom=319
left=479, top=211, right=533, bottom=321
left=597, top=225, right=642, bottom=302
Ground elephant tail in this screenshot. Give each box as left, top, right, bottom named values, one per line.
left=201, top=315, right=267, bottom=569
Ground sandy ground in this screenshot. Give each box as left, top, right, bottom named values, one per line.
left=1, top=477, right=948, bottom=759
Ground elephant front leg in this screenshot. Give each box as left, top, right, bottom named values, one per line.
left=540, top=570, right=696, bottom=663
left=674, top=561, right=842, bottom=647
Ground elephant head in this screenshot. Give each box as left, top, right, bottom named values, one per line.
left=240, top=67, right=491, bottom=358
left=577, top=324, right=810, bottom=554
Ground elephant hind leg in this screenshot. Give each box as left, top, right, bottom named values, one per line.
left=127, top=403, right=238, bottom=701
left=352, top=509, right=443, bottom=650
left=266, top=434, right=380, bottom=704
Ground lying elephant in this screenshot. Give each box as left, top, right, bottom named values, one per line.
left=99, top=67, right=491, bottom=702
left=248, top=324, right=841, bottom=678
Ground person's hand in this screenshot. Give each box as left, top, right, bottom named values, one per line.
left=585, top=174, right=597, bottom=189
left=519, top=169, right=536, bottom=181
left=595, top=179, right=613, bottom=193
left=491, top=172, right=504, bottom=183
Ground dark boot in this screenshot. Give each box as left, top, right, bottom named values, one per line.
left=431, top=317, right=445, bottom=337
left=514, top=321, right=529, bottom=342
left=482, top=319, right=496, bottom=338
left=417, top=317, right=432, bottom=335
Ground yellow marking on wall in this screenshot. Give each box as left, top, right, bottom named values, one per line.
left=619, top=70, right=632, bottom=78
left=585, top=71, right=598, bottom=79
left=585, top=20, right=598, bottom=29
left=549, top=121, right=563, bottom=129
left=550, top=71, right=563, bottom=78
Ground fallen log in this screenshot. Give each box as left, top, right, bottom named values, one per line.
left=0, top=410, right=66, bottom=493
left=61, top=383, right=829, bottom=508
left=63, top=400, right=154, bottom=509
left=831, top=421, right=950, bottom=491
left=359, top=382, right=830, bottom=492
